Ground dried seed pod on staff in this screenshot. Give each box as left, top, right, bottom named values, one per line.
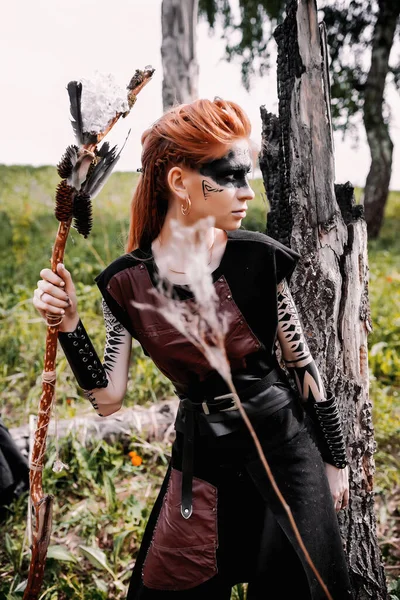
left=23, top=66, right=154, bottom=600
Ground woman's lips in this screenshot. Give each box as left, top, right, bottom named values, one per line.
left=232, top=210, right=247, bottom=218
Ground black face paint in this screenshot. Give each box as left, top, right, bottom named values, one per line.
left=199, top=147, right=252, bottom=189
left=202, top=180, right=224, bottom=200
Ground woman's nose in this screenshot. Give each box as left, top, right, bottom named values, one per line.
left=237, top=181, right=256, bottom=201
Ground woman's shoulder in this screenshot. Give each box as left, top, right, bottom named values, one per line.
left=228, top=229, right=301, bottom=257
left=93, top=252, right=146, bottom=336
left=94, top=251, right=144, bottom=289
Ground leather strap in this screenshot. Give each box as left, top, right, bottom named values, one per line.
left=179, top=368, right=282, bottom=519
left=181, top=408, right=194, bottom=519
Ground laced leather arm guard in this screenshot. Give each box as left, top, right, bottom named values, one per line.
left=303, top=391, right=348, bottom=469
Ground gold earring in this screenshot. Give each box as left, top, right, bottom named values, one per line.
left=181, top=195, right=191, bottom=216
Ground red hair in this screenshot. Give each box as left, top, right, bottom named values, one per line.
left=126, top=97, right=252, bottom=252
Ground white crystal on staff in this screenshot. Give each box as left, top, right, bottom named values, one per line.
left=79, top=72, right=130, bottom=135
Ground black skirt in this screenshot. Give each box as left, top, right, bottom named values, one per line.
left=126, top=395, right=353, bottom=600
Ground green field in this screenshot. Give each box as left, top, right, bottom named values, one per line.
left=0, top=165, right=399, bottom=598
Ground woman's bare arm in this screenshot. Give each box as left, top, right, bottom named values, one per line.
left=81, top=299, right=132, bottom=416
left=58, top=298, right=132, bottom=417
left=276, top=278, right=326, bottom=402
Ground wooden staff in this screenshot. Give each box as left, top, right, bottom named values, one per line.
left=23, top=67, right=154, bottom=600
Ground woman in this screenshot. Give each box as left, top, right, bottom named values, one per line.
left=33, top=98, right=352, bottom=599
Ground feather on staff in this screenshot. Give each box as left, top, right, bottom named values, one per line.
left=23, top=66, right=154, bottom=600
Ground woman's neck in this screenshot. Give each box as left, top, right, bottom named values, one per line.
left=157, top=214, right=216, bottom=247
left=151, top=224, right=228, bottom=285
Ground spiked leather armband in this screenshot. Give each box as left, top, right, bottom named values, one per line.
left=58, top=320, right=108, bottom=390
left=304, top=391, right=348, bottom=469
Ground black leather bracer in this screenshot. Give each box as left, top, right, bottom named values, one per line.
left=58, top=320, right=108, bottom=390
left=303, top=391, right=348, bottom=469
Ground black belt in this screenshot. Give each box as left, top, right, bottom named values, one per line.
left=178, top=368, right=282, bottom=519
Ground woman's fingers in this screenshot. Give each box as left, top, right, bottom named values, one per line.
left=56, top=263, right=75, bottom=295
left=37, top=280, right=70, bottom=303
left=33, top=263, right=78, bottom=325
left=333, top=493, right=341, bottom=512
left=325, top=463, right=349, bottom=512
left=35, top=289, right=70, bottom=309
left=334, top=488, right=349, bottom=512
left=341, top=486, right=350, bottom=509
left=40, top=268, right=66, bottom=288
left=340, top=467, right=350, bottom=510
left=39, top=264, right=76, bottom=298
left=33, top=289, right=66, bottom=315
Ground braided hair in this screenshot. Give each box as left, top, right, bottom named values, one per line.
left=126, top=98, right=251, bottom=252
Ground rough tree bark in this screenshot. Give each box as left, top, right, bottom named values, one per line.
left=260, top=0, right=388, bottom=598
left=161, top=0, right=199, bottom=111
left=363, top=0, right=399, bottom=239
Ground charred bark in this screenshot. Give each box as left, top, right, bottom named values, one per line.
left=260, top=0, right=387, bottom=597
left=161, top=0, right=199, bottom=111
left=363, top=0, right=399, bottom=239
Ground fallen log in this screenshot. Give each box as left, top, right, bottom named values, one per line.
left=10, top=399, right=179, bottom=458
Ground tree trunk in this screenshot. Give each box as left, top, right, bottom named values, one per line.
left=363, top=0, right=399, bottom=239
left=161, top=0, right=199, bottom=111
left=260, top=1, right=388, bottom=598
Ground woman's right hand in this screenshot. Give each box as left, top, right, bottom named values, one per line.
left=33, top=263, right=79, bottom=332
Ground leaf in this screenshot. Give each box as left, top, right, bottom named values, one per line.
left=12, top=579, right=27, bottom=592
left=92, top=574, right=108, bottom=593
left=47, top=545, right=77, bottom=563
left=79, top=545, right=114, bottom=577
left=113, top=580, right=126, bottom=592
left=4, top=532, right=14, bottom=558
left=103, top=472, right=116, bottom=511
left=370, top=341, right=387, bottom=356
left=112, top=529, right=134, bottom=563
left=38, top=584, right=58, bottom=600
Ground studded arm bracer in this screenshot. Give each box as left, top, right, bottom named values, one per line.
left=58, top=300, right=132, bottom=416
left=58, top=319, right=108, bottom=390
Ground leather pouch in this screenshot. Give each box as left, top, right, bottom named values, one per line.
left=142, top=468, right=218, bottom=591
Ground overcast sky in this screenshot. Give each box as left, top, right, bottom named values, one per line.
left=1, top=0, right=399, bottom=189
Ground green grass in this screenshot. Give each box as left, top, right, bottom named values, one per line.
left=0, top=165, right=399, bottom=598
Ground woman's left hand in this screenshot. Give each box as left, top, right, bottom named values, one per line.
left=324, top=463, right=349, bottom=512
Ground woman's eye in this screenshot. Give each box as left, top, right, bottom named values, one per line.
left=220, top=169, right=251, bottom=184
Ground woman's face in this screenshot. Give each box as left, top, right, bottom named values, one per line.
left=170, top=138, right=256, bottom=230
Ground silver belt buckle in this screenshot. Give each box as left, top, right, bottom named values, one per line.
left=201, top=402, right=210, bottom=415
left=213, top=392, right=240, bottom=412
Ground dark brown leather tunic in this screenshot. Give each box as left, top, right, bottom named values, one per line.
left=94, top=229, right=301, bottom=435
